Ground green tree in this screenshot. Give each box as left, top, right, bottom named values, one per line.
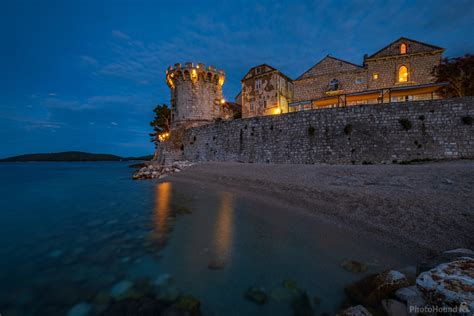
left=149, top=104, right=171, bottom=145
left=432, top=54, right=474, bottom=97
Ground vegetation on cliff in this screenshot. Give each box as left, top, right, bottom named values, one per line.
left=150, top=104, right=171, bottom=146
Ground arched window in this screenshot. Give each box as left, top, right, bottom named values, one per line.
left=398, top=65, right=408, bottom=82
left=400, top=43, right=407, bottom=54
left=329, top=79, right=339, bottom=91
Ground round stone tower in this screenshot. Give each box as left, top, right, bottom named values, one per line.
left=166, top=62, right=226, bottom=128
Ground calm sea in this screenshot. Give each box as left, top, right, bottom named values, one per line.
left=0, top=162, right=413, bottom=315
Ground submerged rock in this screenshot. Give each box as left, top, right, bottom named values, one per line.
left=174, top=295, right=201, bottom=314
left=207, top=259, right=225, bottom=270
left=336, top=305, right=372, bottom=316
left=282, top=279, right=298, bottom=290
left=341, top=260, right=368, bottom=273
left=110, top=280, right=133, bottom=299
left=101, top=297, right=168, bottom=316
left=67, top=302, right=91, bottom=316
left=154, top=273, right=173, bottom=288
left=245, top=287, right=267, bottom=305
left=416, top=257, right=474, bottom=312
left=158, top=286, right=180, bottom=302
left=270, top=287, right=294, bottom=302
left=291, top=291, right=314, bottom=316
left=345, top=270, right=410, bottom=307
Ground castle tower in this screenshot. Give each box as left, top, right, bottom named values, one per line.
left=166, top=62, right=226, bottom=128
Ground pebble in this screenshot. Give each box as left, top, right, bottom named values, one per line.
left=67, top=302, right=91, bottom=316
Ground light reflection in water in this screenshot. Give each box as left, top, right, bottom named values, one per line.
left=214, top=191, right=235, bottom=263
left=154, top=182, right=172, bottom=237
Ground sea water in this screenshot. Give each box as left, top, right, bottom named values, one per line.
left=0, top=162, right=414, bottom=315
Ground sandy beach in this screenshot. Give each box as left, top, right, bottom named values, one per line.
left=169, top=160, right=474, bottom=258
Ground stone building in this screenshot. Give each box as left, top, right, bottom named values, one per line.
left=166, top=62, right=229, bottom=128
left=240, top=64, right=294, bottom=118
left=240, top=37, right=446, bottom=117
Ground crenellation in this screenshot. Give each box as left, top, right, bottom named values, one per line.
left=166, top=62, right=229, bottom=129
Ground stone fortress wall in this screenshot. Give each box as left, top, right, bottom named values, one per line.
left=180, top=97, right=474, bottom=164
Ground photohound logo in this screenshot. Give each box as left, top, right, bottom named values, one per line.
left=409, top=302, right=471, bottom=314
left=459, top=302, right=470, bottom=313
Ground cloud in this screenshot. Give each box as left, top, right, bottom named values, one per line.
left=112, top=30, right=130, bottom=40
left=80, top=55, right=98, bottom=65
left=110, top=121, right=118, bottom=126
left=48, top=92, right=57, bottom=96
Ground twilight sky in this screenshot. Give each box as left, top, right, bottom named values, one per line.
left=1, top=0, right=473, bottom=158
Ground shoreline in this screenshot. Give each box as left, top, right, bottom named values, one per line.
left=166, top=160, right=474, bottom=258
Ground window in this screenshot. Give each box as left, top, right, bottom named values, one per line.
left=250, top=102, right=254, bottom=110
left=329, top=79, right=339, bottom=91
left=255, top=79, right=262, bottom=90
left=255, top=67, right=261, bottom=74
left=356, top=77, right=364, bottom=84
left=263, top=100, right=267, bottom=108
left=398, top=65, right=408, bottom=82
left=400, top=43, right=407, bottom=54
left=373, top=73, right=379, bottom=80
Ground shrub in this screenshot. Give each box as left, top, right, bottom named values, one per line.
left=308, top=125, right=316, bottom=136
left=462, top=116, right=473, bottom=125
left=399, top=118, right=412, bottom=130
left=344, top=124, right=353, bottom=135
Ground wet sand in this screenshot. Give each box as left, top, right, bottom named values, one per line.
left=168, top=160, right=474, bottom=258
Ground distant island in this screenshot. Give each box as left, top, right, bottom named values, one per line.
left=0, top=151, right=152, bottom=162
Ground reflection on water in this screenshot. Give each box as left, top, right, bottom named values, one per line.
left=213, top=191, right=235, bottom=264
left=154, top=182, right=172, bottom=238
left=0, top=163, right=414, bottom=316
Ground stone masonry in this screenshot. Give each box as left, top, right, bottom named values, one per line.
left=166, top=62, right=226, bottom=129
left=181, top=97, right=474, bottom=164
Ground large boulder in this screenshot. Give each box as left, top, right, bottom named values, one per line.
left=336, top=305, right=372, bottom=316
left=417, top=248, right=474, bottom=274
left=395, top=285, right=425, bottom=312
left=416, top=257, right=474, bottom=312
left=345, top=270, right=410, bottom=307
left=381, top=299, right=408, bottom=316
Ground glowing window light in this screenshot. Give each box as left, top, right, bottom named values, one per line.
left=218, top=76, right=225, bottom=87
left=274, top=108, right=281, bottom=115
left=398, top=66, right=408, bottom=82
left=400, top=43, right=407, bottom=54
left=191, top=69, right=198, bottom=82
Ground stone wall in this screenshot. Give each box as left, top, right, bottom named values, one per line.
left=181, top=97, right=474, bottom=164
left=294, top=69, right=367, bottom=102
left=366, top=53, right=442, bottom=90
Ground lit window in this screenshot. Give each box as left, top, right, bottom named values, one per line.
left=373, top=73, right=379, bottom=80
left=398, top=65, right=408, bottom=82
left=400, top=43, right=407, bottom=54
left=329, top=79, right=339, bottom=91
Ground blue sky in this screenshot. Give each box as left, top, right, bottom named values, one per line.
left=1, top=0, right=473, bottom=158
